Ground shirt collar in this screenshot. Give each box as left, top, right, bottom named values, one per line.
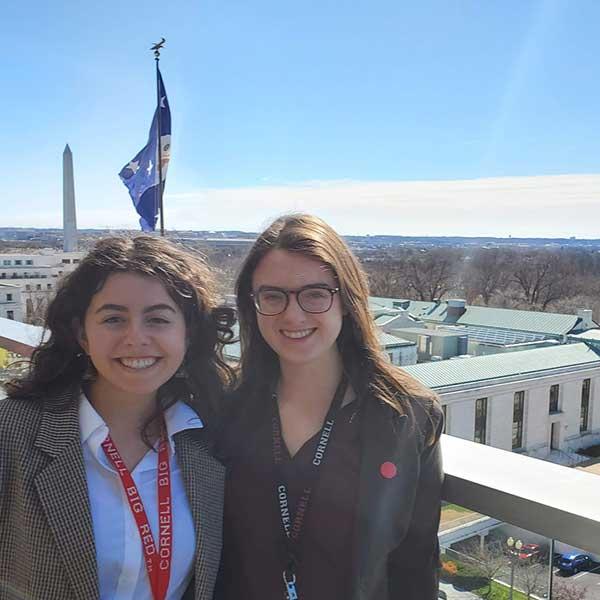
left=79, top=394, right=204, bottom=456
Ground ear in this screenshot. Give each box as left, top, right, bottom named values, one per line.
left=73, top=318, right=89, bottom=355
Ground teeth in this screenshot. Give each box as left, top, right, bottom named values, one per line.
left=119, top=358, right=158, bottom=369
left=281, top=329, right=314, bottom=339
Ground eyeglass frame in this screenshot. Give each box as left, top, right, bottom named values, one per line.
left=250, top=284, right=341, bottom=316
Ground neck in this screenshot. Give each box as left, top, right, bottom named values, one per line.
left=86, top=380, right=159, bottom=438
left=278, top=349, right=344, bottom=409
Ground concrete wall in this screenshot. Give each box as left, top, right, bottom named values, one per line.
left=440, top=366, right=600, bottom=459
left=386, top=344, right=417, bottom=366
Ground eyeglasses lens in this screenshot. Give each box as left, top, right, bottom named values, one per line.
left=297, top=288, right=332, bottom=313
left=256, top=290, right=287, bottom=315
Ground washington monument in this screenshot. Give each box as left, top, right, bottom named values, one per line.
left=63, top=144, right=78, bottom=252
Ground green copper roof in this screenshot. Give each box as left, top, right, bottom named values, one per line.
left=402, top=343, right=600, bottom=390
left=369, top=297, right=586, bottom=336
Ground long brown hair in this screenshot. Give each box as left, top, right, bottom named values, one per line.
left=235, top=214, right=436, bottom=417
left=7, top=236, right=235, bottom=438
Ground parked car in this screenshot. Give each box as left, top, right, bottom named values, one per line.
left=516, top=543, right=547, bottom=562
left=557, top=552, right=592, bottom=575
left=507, top=542, right=547, bottom=562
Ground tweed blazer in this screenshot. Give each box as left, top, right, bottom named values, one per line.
left=0, top=390, right=225, bottom=600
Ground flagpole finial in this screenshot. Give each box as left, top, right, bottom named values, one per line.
left=151, top=37, right=166, bottom=59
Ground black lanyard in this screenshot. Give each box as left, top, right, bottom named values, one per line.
left=271, top=376, right=348, bottom=600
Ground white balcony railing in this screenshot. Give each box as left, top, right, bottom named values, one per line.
left=442, top=434, right=600, bottom=554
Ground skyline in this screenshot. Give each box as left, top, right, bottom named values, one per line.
left=4, top=1, right=600, bottom=236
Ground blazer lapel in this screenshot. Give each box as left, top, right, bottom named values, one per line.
left=33, top=392, right=99, bottom=600
left=176, top=429, right=226, bottom=600
left=352, top=399, right=415, bottom=597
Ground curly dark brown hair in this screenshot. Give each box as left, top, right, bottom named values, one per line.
left=7, top=235, right=236, bottom=440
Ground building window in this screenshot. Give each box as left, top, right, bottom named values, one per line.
left=26, top=259, right=33, bottom=265
left=62, top=259, right=71, bottom=264
left=6, top=310, right=14, bottom=320
left=388, top=352, right=394, bottom=362
left=15, top=260, right=22, bottom=266
left=442, top=404, right=447, bottom=434
left=6, top=294, right=12, bottom=302
left=474, top=397, right=487, bottom=444
left=512, top=391, right=525, bottom=449
left=25, top=284, right=31, bottom=290
left=581, top=379, right=591, bottom=433
left=549, top=384, right=560, bottom=413
left=0, top=273, right=5, bottom=279
left=73, top=259, right=80, bottom=264
left=2, top=260, right=10, bottom=266
left=36, top=284, right=41, bottom=290
left=47, top=283, right=52, bottom=290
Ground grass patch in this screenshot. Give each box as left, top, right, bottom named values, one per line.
left=473, top=580, right=528, bottom=600
left=440, top=553, right=528, bottom=599
left=442, top=503, right=473, bottom=513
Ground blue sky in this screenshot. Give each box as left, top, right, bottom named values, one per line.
left=4, top=0, right=600, bottom=236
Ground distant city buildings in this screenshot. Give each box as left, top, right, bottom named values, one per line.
left=0, top=250, right=84, bottom=322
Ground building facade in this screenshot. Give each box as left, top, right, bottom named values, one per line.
left=0, top=250, right=85, bottom=322
left=404, top=343, right=600, bottom=462
left=0, top=283, right=23, bottom=321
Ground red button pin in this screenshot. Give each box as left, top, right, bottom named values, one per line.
left=380, top=461, right=397, bottom=479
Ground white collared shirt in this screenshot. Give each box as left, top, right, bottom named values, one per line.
left=79, top=395, right=203, bottom=600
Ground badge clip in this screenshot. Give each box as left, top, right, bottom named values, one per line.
left=283, top=570, right=298, bottom=600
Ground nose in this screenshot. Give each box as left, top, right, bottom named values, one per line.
left=281, top=292, right=306, bottom=320
left=122, top=320, right=151, bottom=346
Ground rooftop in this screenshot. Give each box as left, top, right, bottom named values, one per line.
left=370, top=297, right=594, bottom=337
left=0, top=317, right=45, bottom=356
left=403, top=342, right=600, bottom=390
left=390, top=326, right=465, bottom=338
left=437, top=324, right=548, bottom=345
left=376, top=330, right=414, bottom=348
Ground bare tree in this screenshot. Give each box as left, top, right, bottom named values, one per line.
left=403, top=249, right=460, bottom=302
left=515, top=559, right=546, bottom=599
left=552, top=578, right=588, bottom=600
left=23, top=293, right=50, bottom=326
left=463, top=249, right=512, bottom=305
left=459, top=538, right=506, bottom=597
left=511, top=252, right=575, bottom=309
left=367, top=260, right=406, bottom=298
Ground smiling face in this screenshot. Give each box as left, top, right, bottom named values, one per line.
left=78, top=272, right=187, bottom=403
left=251, top=249, right=344, bottom=370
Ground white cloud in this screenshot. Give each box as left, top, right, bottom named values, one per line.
left=7, top=174, right=600, bottom=237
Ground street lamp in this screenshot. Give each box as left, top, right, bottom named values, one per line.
left=507, top=537, right=523, bottom=600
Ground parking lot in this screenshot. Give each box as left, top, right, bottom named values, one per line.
left=494, top=561, right=600, bottom=599
left=552, top=563, right=600, bottom=600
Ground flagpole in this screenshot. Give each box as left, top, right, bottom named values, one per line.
left=153, top=39, right=165, bottom=236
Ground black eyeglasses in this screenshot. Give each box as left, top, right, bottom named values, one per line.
left=251, top=285, right=340, bottom=316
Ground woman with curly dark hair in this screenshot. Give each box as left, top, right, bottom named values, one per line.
left=218, top=214, right=443, bottom=600
left=0, top=236, right=235, bottom=600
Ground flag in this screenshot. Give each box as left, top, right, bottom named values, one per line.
left=119, top=69, right=171, bottom=231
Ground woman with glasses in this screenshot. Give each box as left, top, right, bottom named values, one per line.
left=217, top=214, right=444, bottom=600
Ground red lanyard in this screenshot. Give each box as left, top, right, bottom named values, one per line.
left=101, top=430, right=172, bottom=600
